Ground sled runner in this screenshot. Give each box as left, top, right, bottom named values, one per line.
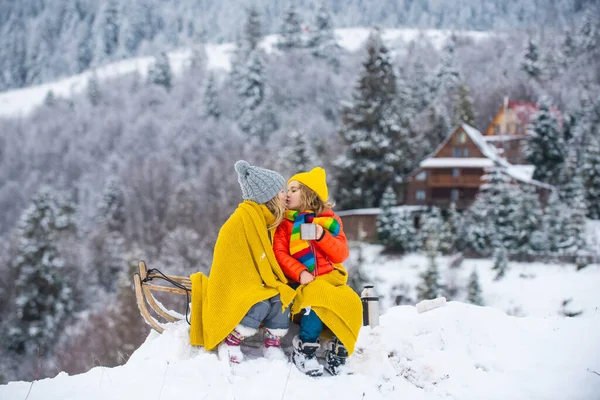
left=133, top=260, right=191, bottom=333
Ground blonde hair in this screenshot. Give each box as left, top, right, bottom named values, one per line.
left=297, top=183, right=335, bottom=215
left=265, top=195, right=285, bottom=229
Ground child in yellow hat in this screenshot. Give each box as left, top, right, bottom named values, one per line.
left=273, top=167, right=358, bottom=376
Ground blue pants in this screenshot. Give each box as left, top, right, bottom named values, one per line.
left=240, top=294, right=290, bottom=330
left=299, top=309, right=324, bottom=343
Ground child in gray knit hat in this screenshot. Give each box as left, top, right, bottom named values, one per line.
left=217, top=160, right=290, bottom=364
left=234, top=160, right=286, bottom=205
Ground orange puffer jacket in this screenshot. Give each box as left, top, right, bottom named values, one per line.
left=273, top=210, right=349, bottom=283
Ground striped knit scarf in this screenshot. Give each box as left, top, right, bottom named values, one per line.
left=285, top=210, right=340, bottom=272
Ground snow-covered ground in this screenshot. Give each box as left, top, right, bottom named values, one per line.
left=1, top=302, right=598, bottom=400
left=0, top=27, right=490, bottom=119
left=355, top=245, right=600, bottom=319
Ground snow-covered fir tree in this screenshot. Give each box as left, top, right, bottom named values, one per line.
left=95, top=178, right=127, bottom=292
left=416, top=244, right=442, bottom=301
left=466, top=268, right=484, bottom=306
left=418, top=207, right=445, bottom=253
left=280, top=130, right=314, bottom=174
left=86, top=70, right=101, bottom=106
left=147, top=52, right=173, bottom=90
left=584, top=137, right=600, bottom=219
left=307, top=3, right=340, bottom=67
left=98, top=177, right=126, bottom=234
left=521, top=37, right=543, bottom=80
left=101, top=0, right=120, bottom=58
left=492, top=246, right=509, bottom=280
left=542, top=190, right=570, bottom=254
left=564, top=171, right=589, bottom=263
left=376, top=186, right=415, bottom=253
left=7, top=188, right=77, bottom=355
left=465, top=168, right=520, bottom=255
left=446, top=202, right=463, bottom=252
left=430, top=36, right=461, bottom=135
left=524, top=97, right=566, bottom=185
left=203, top=73, right=221, bottom=120
left=243, top=6, right=262, bottom=54
left=452, top=82, right=475, bottom=127
left=238, top=49, right=275, bottom=143
left=514, top=184, right=544, bottom=258
left=335, top=28, right=410, bottom=209
left=277, top=4, right=303, bottom=50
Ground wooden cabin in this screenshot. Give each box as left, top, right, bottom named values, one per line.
left=483, top=98, right=539, bottom=164
left=405, top=123, right=552, bottom=210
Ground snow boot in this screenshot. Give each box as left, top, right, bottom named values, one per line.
left=263, top=328, right=288, bottom=361
left=217, top=324, right=257, bottom=364
left=324, top=337, right=350, bottom=375
left=291, top=335, right=324, bottom=377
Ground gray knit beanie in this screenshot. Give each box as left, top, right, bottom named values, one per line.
left=234, top=160, right=286, bottom=204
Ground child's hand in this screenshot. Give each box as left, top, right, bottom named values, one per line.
left=299, top=270, right=314, bottom=284
left=314, top=224, right=324, bottom=239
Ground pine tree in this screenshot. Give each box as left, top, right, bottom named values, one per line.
left=466, top=268, right=484, bottom=306
left=77, top=16, right=94, bottom=72
left=521, top=37, right=543, bottom=80
left=102, top=0, right=120, bottom=58
left=492, top=246, right=508, bottom=280
left=335, top=29, right=410, bottom=209
left=446, top=202, right=463, bottom=252
left=465, top=168, right=520, bottom=255
left=377, top=187, right=416, bottom=253
left=147, top=52, right=173, bottom=90
left=203, top=73, right=221, bottom=120
left=377, top=186, right=398, bottom=247
left=542, top=190, right=570, bottom=254
left=452, top=82, right=475, bottom=127
left=86, top=70, right=101, bottom=106
left=238, top=49, right=274, bottom=142
left=307, top=3, right=340, bottom=67
left=95, top=178, right=127, bottom=292
left=277, top=4, right=303, bottom=50
left=584, top=138, right=600, bottom=219
left=524, top=97, right=566, bottom=185
left=125, top=0, right=156, bottom=53
left=418, top=207, right=444, bottom=252
left=417, top=245, right=441, bottom=301
left=243, top=6, right=262, bottom=54
left=98, top=177, right=126, bottom=234
left=514, top=184, right=543, bottom=258
left=281, top=130, right=313, bottom=173
left=564, top=171, right=588, bottom=265
left=7, top=188, right=77, bottom=355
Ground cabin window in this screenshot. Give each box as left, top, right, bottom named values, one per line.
left=458, top=132, right=466, bottom=143
left=452, top=168, right=460, bottom=177
left=416, top=171, right=427, bottom=181
left=463, top=148, right=469, bottom=157
left=451, top=189, right=459, bottom=201
left=416, top=190, right=426, bottom=201
left=494, top=124, right=500, bottom=134
left=453, top=148, right=461, bottom=157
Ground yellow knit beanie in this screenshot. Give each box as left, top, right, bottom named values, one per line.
left=288, top=167, right=329, bottom=201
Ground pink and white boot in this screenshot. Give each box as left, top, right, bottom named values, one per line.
left=218, top=324, right=257, bottom=364
left=262, top=328, right=288, bottom=361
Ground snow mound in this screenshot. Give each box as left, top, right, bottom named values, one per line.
left=2, top=302, right=599, bottom=400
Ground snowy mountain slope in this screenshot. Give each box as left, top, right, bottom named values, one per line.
left=1, top=302, right=599, bottom=400
left=0, top=27, right=490, bottom=119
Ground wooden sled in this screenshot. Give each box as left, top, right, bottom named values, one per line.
left=133, top=261, right=191, bottom=333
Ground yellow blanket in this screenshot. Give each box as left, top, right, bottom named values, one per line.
left=291, top=264, right=363, bottom=355
left=190, top=201, right=296, bottom=350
